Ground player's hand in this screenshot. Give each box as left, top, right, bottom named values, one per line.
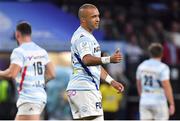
left=110, top=80, right=124, bottom=93
left=169, top=104, right=175, bottom=116
left=110, top=48, right=123, bottom=63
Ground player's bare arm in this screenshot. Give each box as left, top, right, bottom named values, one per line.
left=82, top=48, right=122, bottom=66
left=162, top=80, right=175, bottom=115
left=0, top=64, right=21, bottom=80
left=136, top=80, right=142, bottom=96
left=45, top=62, right=55, bottom=83
left=100, top=66, right=124, bottom=93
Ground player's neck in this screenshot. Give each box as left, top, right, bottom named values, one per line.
left=152, top=57, right=161, bottom=61
left=19, top=36, right=32, bottom=45
left=81, top=25, right=93, bottom=33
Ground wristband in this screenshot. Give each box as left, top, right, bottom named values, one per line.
left=105, top=75, right=114, bottom=84
left=101, top=56, right=110, bottom=64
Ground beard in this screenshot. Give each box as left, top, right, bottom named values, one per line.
left=93, top=22, right=99, bottom=29
left=89, top=23, right=99, bottom=31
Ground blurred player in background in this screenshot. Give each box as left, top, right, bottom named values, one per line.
left=66, top=3, right=124, bottom=120
left=0, top=22, right=55, bottom=120
left=136, top=43, right=175, bottom=120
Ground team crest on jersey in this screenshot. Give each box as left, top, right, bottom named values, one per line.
left=80, top=41, right=90, bottom=51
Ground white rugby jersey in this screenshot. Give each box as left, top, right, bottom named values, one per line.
left=11, top=42, right=50, bottom=104
left=136, top=58, right=170, bottom=105
left=66, top=26, right=101, bottom=91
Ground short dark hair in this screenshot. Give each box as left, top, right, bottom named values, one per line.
left=148, top=43, right=163, bottom=58
left=78, top=3, right=97, bottom=19
left=16, top=22, right=32, bottom=36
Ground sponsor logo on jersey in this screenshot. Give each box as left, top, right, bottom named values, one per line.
left=96, top=102, right=102, bottom=109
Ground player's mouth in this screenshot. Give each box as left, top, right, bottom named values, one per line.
left=95, top=23, right=99, bottom=26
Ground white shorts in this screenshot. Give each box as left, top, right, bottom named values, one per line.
left=67, top=90, right=103, bottom=119
left=16, top=100, right=46, bottom=115
left=140, top=103, right=169, bottom=120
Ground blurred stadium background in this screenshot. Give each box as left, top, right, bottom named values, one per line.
left=0, top=0, right=180, bottom=120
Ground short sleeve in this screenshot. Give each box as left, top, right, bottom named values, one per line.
left=160, top=65, right=170, bottom=81
left=10, top=49, right=24, bottom=67
left=75, top=36, right=93, bottom=59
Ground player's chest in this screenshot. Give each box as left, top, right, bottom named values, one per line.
left=92, top=40, right=101, bottom=56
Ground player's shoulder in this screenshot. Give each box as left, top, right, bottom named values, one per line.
left=137, top=59, right=152, bottom=72
left=10, top=47, right=25, bottom=59
left=71, top=26, right=91, bottom=44
left=138, top=60, right=148, bottom=68
left=12, top=46, right=24, bottom=53
left=159, top=61, right=169, bottom=70
left=32, top=42, right=48, bottom=53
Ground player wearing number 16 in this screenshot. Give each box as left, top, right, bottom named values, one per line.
left=136, top=43, right=175, bottom=120
left=0, top=21, right=55, bottom=120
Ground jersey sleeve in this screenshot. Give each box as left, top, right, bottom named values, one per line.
left=10, top=48, right=24, bottom=67
left=75, top=36, right=93, bottom=59
left=160, top=65, right=170, bottom=81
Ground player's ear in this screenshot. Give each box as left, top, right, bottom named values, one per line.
left=15, top=31, right=20, bottom=39
left=80, top=17, right=86, bottom=24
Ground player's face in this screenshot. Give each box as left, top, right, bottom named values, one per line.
left=85, top=8, right=100, bottom=30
